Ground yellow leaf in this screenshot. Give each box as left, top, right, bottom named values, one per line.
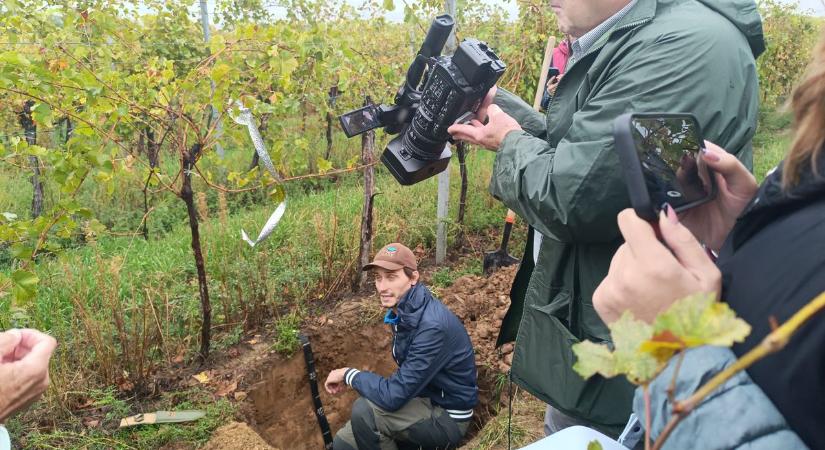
left=192, top=371, right=210, bottom=384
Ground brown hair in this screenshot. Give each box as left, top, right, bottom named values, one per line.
left=403, top=267, right=416, bottom=279
left=783, top=29, right=825, bottom=189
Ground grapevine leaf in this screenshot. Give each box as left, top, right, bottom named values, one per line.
left=651, top=293, right=751, bottom=348
left=572, top=340, right=615, bottom=379
left=11, top=269, right=39, bottom=302
left=573, top=312, right=659, bottom=384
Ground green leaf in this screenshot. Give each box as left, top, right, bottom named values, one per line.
left=11, top=269, right=39, bottom=302
left=317, top=157, right=333, bottom=174
left=588, top=440, right=604, bottom=450
left=211, top=63, right=231, bottom=81
left=0, top=51, right=31, bottom=67
left=572, top=340, right=616, bottom=379
left=383, top=0, right=395, bottom=11
left=573, top=312, right=660, bottom=384
left=610, top=313, right=660, bottom=383
left=32, top=102, right=53, bottom=127
left=10, top=244, right=33, bottom=260
left=651, top=293, right=751, bottom=348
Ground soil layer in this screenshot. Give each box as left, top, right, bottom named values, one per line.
left=234, top=265, right=520, bottom=449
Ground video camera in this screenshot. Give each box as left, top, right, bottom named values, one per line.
left=338, top=15, right=506, bottom=185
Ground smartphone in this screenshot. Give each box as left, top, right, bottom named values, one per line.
left=547, top=67, right=560, bottom=79
left=613, top=113, right=717, bottom=221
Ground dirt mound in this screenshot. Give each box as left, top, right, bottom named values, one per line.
left=438, top=266, right=519, bottom=375
left=202, top=422, right=276, bottom=450
left=235, top=265, right=519, bottom=449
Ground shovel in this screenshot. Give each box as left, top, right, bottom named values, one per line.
left=484, top=210, right=520, bottom=275
left=483, top=36, right=557, bottom=276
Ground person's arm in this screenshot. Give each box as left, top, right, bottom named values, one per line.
left=343, top=325, right=452, bottom=412
left=482, top=31, right=755, bottom=244
left=635, top=346, right=808, bottom=450
left=0, top=329, right=57, bottom=423
left=492, top=87, right=547, bottom=139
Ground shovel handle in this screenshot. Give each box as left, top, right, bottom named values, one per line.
left=501, top=209, right=516, bottom=251
left=532, top=36, right=557, bottom=112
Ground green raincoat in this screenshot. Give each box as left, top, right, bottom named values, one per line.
left=491, top=0, right=765, bottom=436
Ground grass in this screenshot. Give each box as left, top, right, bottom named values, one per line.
left=467, top=388, right=546, bottom=450
left=431, top=258, right=484, bottom=288
left=0, top=142, right=506, bottom=449
left=753, top=107, right=793, bottom=182
left=10, top=388, right=236, bottom=450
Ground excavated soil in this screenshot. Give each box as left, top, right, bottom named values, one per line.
left=202, top=422, right=277, bottom=450
left=205, top=264, right=519, bottom=449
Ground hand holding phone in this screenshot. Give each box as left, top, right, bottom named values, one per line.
left=613, top=113, right=717, bottom=222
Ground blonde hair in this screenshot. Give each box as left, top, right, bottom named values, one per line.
left=783, top=28, right=825, bottom=188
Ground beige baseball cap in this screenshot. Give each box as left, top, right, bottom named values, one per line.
left=362, top=243, right=418, bottom=272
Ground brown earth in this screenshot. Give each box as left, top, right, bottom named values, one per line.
left=199, top=264, right=522, bottom=449
left=202, top=422, right=277, bottom=450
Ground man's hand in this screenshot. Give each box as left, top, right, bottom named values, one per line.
left=448, top=104, right=522, bottom=151
left=678, top=141, right=758, bottom=251
left=0, top=329, right=57, bottom=422
left=546, top=74, right=562, bottom=97
left=324, top=368, right=350, bottom=395
left=592, top=208, right=721, bottom=324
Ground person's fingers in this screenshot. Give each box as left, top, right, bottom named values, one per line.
left=487, top=104, right=505, bottom=119
left=0, top=330, right=22, bottom=361
left=18, top=330, right=56, bottom=362
left=593, top=244, right=632, bottom=323
left=616, top=209, right=672, bottom=261
left=447, top=123, right=483, bottom=143
left=658, top=205, right=715, bottom=274
left=702, top=141, right=757, bottom=197
left=476, top=86, right=497, bottom=122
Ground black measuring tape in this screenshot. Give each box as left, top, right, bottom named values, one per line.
left=299, top=333, right=334, bottom=449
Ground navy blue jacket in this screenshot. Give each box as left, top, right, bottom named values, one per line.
left=344, top=283, right=478, bottom=420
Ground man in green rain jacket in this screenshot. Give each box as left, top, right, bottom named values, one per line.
left=449, top=0, right=765, bottom=438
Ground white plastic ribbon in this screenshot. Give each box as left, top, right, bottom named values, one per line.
left=230, top=101, right=287, bottom=247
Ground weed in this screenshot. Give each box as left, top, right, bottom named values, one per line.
left=271, top=311, right=302, bottom=355
left=430, top=260, right=484, bottom=288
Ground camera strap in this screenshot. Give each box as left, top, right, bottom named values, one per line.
left=299, top=333, right=334, bottom=449
left=231, top=102, right=287, bottom=247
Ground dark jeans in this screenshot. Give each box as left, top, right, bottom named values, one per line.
left=333, top=397, right=470, bottom=450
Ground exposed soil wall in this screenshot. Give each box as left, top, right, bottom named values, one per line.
left=216, top=265, right=519, bottom=449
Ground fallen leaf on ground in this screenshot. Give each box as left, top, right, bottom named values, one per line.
left=193, top=371, right=210, bottom=384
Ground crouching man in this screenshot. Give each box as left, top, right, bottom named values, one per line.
left=325, top=243, right=478, bottom=450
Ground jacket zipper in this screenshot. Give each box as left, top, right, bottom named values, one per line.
left=391, top=324, right=397, bottom=362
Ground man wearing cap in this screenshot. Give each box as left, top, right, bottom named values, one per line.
left=325, top=243, right=478, bottom=450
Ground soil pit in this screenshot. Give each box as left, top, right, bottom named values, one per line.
left=236, top=265, right=519, bottom=449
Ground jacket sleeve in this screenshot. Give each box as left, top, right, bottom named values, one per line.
left=633, top=346, right=808, bottom=450
left=345, top=325, right=451, bottom=412
left=489, top=29, right=758, bottom=243
left=493, top=87, right=547, bottom=139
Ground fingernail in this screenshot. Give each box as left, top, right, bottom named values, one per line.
left=662, top=203, right=679, bottom=224
left=701, top=145, right=720, bottom=162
